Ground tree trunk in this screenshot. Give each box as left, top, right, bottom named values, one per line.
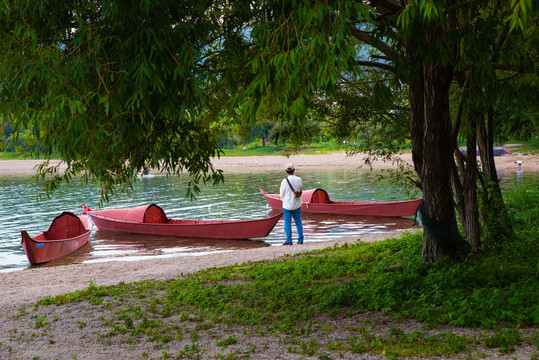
left=406, top=23, right=463, bottom=262
left=421, top=62, right=460, bottom=261
left=449, top=81, right=482, bottom=251
left=461, top=130, right=481, bottom=251
left=476, top=109, right=514, bottom=249
left=476, top=111, right=498, bottom=183
left=450, top=73, right=482, bottom=252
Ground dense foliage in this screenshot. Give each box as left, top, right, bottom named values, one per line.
left=1, top=1, right=233, bottom=199
left=1, top=1, right=537, bottom=259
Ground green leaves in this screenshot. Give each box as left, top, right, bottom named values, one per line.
left=244, top=1, right=367, bottom=128
left=0, top=0, right=226, bottom=200
left=1, top=0, right=536, bottom=205
left=506, top=0, right=535, bottom=32
left=398, top=0, right=438, bottom=28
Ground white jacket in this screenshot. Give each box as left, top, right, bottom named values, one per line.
left=280, top=175, right=303, bottom=210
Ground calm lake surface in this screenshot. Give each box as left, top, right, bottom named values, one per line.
left=0, top=166, right=534, bottom=272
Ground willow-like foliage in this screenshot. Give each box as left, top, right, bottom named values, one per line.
left=1, top=1, right=536, bottom=260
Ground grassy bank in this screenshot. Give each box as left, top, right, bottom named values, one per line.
left=220, top=142, right=342, bottom=156
left=3, top=185, right=538, bottom=359
left=0, top=151, right=29, bottom=160
left=220, top=138, right=539, bottom=156
left=2, top=139, right=536, bottom=160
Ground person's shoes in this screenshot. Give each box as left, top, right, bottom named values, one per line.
left=297, top=242, right=303, bottom=245
left=282, top=242, right=293, bottom=245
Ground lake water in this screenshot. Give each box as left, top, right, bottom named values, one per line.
left=0, top=167, right=534, bottom=272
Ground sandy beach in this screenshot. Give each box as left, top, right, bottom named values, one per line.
left=0, top=152, right=537, bottom=360
left=2, top=150, right=537, bottom=176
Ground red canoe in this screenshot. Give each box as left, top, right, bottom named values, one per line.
left=89, top=204, right=282, bottom=239
left=21, top=212, right=93, bottom=264
left=260, top=188, right=422, bottom=217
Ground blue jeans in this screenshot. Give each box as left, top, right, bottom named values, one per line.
left=283, top=208, right=303, bottom=244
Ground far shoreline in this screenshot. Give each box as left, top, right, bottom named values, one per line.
left=1, top=151, right=537, bottom=176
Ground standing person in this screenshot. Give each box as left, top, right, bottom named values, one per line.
left=280, top=163, right=304, bottom=245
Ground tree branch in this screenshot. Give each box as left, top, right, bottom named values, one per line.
left=491, top=63, right=521, bottom=72
left=348, top=25, right=396, bottom=60
left=355, top=60, right=394, bottom=72
left=497, top=72, right=521, bottom=82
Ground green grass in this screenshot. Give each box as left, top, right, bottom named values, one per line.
left=220, top=141, right=342, bottom=156
left=0, top=151, right=30, bottom=160
left=2, top=139, right=535, bottom=159
left=220, top=140, right=417, bottom=156
left=43, top=230, right=536, bottom=329
left=26, top=185, right=538, bottom=358
left=503, top=137, right=539, bottom=154
left=0, top=142, right=342, bottom=159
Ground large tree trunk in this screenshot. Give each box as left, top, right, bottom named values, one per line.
left=421, top=63, right=460, bottom=261
left=407, top=23, right=462, bottom=262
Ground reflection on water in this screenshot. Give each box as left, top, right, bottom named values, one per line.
left=34, top=231, right=270, bottom=269
left=299, top=211, right=416, bottom=238
left=3, top=166, right=531, bottom=272
left=25, top=212, right=416, bottom=270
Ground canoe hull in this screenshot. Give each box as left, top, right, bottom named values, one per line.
left=260, top=189, right=421, bottom=217
left=21, top=213, right=93, bottom=265
left=90, top=205, right=282, bottom=239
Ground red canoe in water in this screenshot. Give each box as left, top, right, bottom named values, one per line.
left=260, top=188, right=421, bottom=217
left=21, top=211, right=93, bottom=264
left=89, top=204, right=282, bottom=239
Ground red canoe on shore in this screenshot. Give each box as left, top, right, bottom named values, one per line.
left=89, top=204, right=282, bottom=239
left=21, top=212, right=93, bottom=264
left=260, top=188, right=421, bottom=217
